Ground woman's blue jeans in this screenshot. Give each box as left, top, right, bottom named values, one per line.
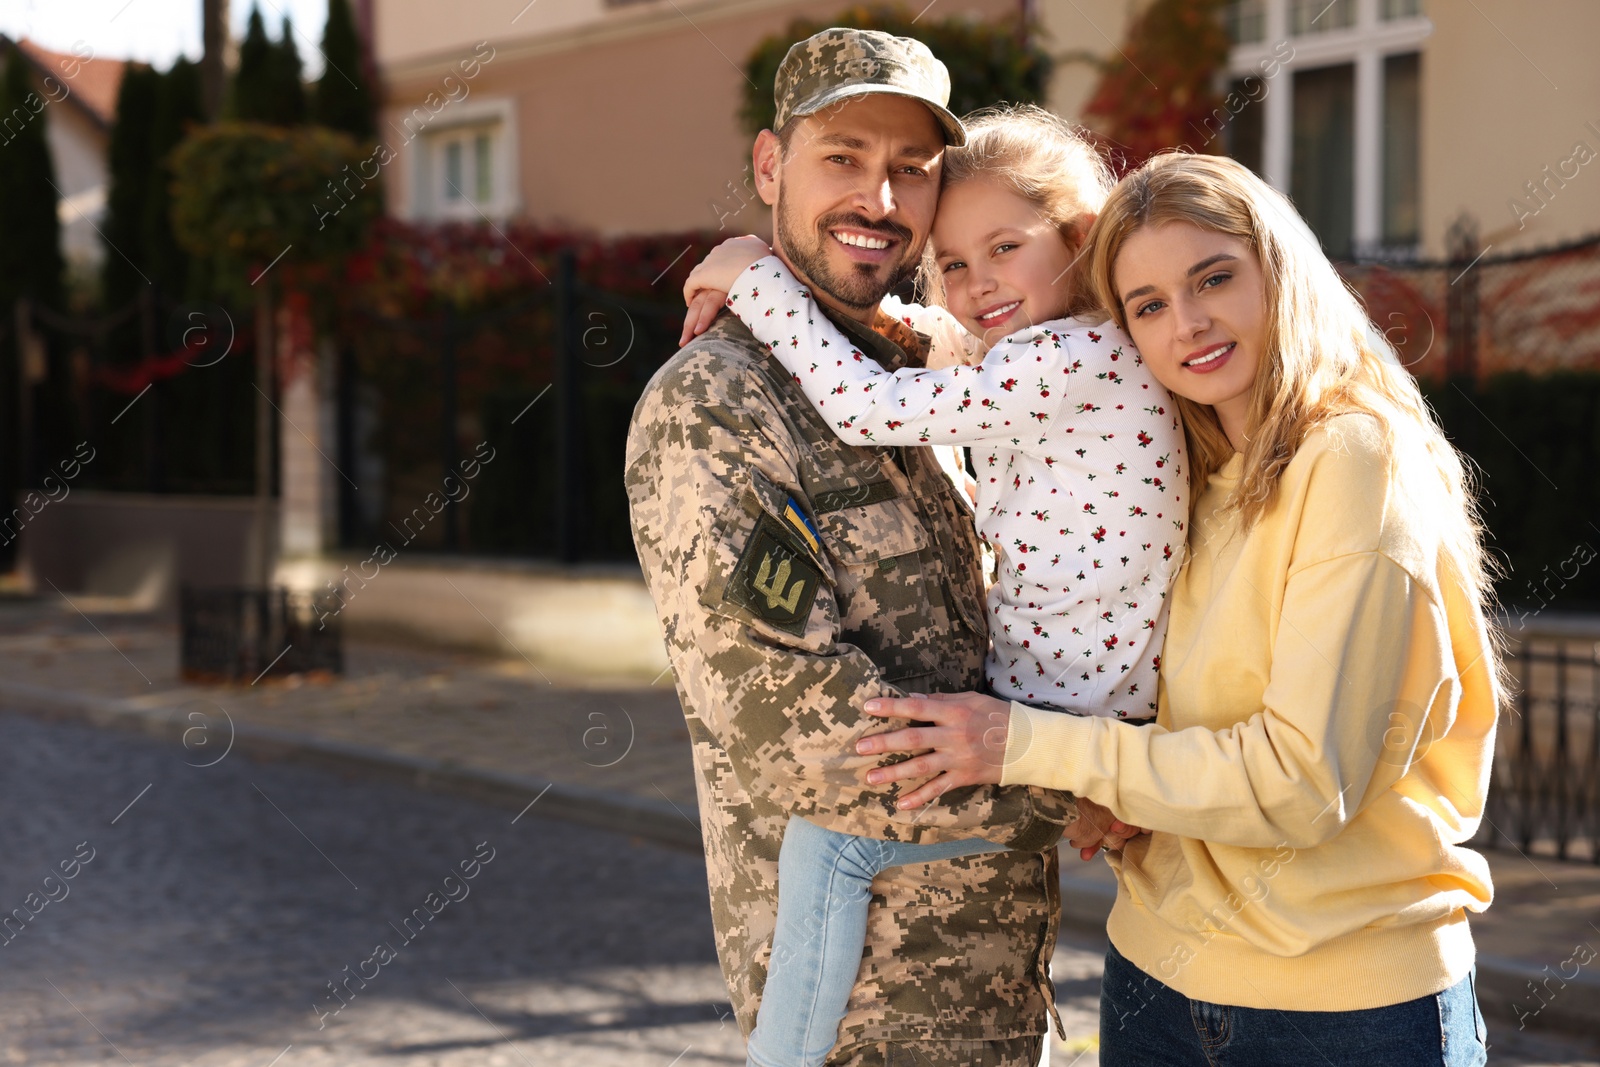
left=744, top=814, right=1006, bottom=1067
left=1099, top=940, right=1488, bottom=1066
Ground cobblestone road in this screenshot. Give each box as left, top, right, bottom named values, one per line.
left=2, top=625, right=1596, bottom=1065
left=0, top=713, right=1118, bottom=1066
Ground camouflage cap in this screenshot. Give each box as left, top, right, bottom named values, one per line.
left=774, top=28, right=966, bottom=147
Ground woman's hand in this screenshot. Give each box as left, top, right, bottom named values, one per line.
left=1066, top=797, right=1148, bottom=862
left=857, top=692, right=1012, bottom=809
left=678, top=236, right=772, bottom=347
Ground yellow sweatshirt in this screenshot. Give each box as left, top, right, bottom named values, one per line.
left=1003, top=413, right=1498, bottom=1011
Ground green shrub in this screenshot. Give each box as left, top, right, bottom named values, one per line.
left=168, top=121, right=380, bottom=304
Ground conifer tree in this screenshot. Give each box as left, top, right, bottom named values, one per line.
left=144, top=57, right=205, bottom=296
left=102, top=62, right=159, bottom=306
left=313, top=0, right=373, bottom=138
left=232, top=6, right=308, bottom=126
left=270, top=15, right=308, bottom=126
left=230, top=5, right=276, bottom=122
left=0, top=41, right=65, bottom=310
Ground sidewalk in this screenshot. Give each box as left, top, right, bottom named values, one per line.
left=2, top=600, right=1596, bottom=1040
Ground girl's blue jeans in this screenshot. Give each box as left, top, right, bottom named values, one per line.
left=744, top=814, right=1006, bottom=1067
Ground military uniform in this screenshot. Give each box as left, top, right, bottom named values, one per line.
left=625, top=306, right=1074, bottom=1064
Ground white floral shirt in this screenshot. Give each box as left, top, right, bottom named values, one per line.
left=727, top=255, right=1189, bottom=717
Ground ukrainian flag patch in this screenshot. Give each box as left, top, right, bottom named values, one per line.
left=783, top=497, right=821, bottom=556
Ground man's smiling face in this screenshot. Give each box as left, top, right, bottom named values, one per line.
left=754, top=94, right=945, bottom=319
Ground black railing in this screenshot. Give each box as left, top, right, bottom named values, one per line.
left=179, top=586, right=344, bottom=682
left=338, top=249, right=682, bottom=564
left=1475, top=640, right=1600, bottom=863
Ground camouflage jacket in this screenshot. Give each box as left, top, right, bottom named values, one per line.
left=625, top=306, right=1073, bottom=1052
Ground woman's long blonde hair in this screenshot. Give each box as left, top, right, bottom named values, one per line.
left=916, top=104, right=1112, bottom=317
left=1085, top=153, right=1500, bottom=652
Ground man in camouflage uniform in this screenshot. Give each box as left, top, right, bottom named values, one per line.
left=626, top=29, right=1077, bottom=1066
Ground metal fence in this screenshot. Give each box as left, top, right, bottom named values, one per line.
left=339, top=250, right=681, bottom=564
left=4, top=252, right=684, bottom=567
left=1475, top=638, right=1600, bottom=863
left=1336, top=219, right=1600, bottom=381
left=178, top=586, right=344, bottom=682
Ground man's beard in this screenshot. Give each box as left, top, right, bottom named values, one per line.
left=776, top=198, right=919, bottom=312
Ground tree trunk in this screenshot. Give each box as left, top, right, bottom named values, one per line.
left=251, top=286, right=274, bottom=588
left=201, top=0, right=230, bottom=121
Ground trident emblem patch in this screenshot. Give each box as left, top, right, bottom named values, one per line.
left=726, top=512, right=822, bottom=636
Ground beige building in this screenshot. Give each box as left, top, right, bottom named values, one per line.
left=1042, top=0, right=1598, bottom=259
left=370, top=0, right=1600, bottom=260
left=370, top=0, right=1018, bottom=237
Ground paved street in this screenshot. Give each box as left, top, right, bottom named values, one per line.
left=1, top=597, right=1598, bottom=1066
left=5, top=713, right=1598, bottom=1067
left=0, top=712, right=1120, bottom=1066
left=0, top=711, right=737, bottom=1066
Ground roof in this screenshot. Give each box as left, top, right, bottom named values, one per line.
left=7, top=35, right=128, bottom=130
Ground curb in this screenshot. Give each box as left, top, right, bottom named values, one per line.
left=0, top=679, right=705, bottom=854
left=8, top=679, right=1596, bottom=1041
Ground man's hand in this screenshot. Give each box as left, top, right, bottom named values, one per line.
left=678, top=235, right=772, bottom=347
left=857, top=692, right=1011, bottom=810
left=859, top=692, right=1149, bottom=856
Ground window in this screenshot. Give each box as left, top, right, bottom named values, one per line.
left=434, top=126, right=495, bottom=210
left=407, top=97, right=519, bottom=222
left=1223, top=0, right=1430, bottom=258
left=1226, top=0, right=1267, bottom=44
left=1382, top=52, right=1420, bottom=244
left=1289, top=0, right=1355, bottom=34
left=1226, top=75, right=1265, bottom=175
left=1292, top=64, right=1356, bottom=257
left=1382, top=0, right=1422, bottom=19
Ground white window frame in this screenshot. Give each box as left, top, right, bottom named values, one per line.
left=1227, top=0, right=1430, bottom=255
left=410, top=96, right=519, bottom=222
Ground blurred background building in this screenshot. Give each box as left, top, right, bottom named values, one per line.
left=2, top=0, right=1599, bottom=674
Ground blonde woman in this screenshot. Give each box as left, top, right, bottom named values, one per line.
left=856, top=153, right=1499, bottom=1065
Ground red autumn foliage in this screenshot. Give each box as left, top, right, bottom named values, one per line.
left=1080, top=0, right=1232, bottom=176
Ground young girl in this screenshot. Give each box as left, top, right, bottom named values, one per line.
left=681, top=105, right=1187, bottom=1067
left=857, top=154, right=1500, bottom=1066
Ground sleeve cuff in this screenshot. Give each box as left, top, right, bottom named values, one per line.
left=1002, top=701, right=1095, bottom=792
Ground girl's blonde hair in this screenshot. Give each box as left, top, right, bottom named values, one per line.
left=1085, top=152, right=1501, bottom=671
left=917, top=104, right=1112, bottom=316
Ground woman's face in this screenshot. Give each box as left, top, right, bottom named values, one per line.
left=931, top=177, right=1078, bottom=350
left=1112, top=221, right=1268, bottom=450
